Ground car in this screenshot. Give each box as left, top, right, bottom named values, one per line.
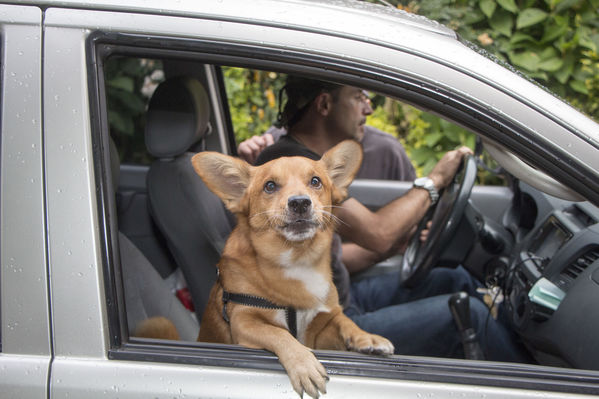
left=1, top=0, right=599, bottom=398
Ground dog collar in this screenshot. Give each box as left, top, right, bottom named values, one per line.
left=221, top=289, right=298, bottom=339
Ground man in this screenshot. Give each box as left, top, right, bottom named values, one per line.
left=238, top=87, right=416, bottom=271
left=239, top=124, right=416, bottom=181
left=252, top=76, right=530, bottom=361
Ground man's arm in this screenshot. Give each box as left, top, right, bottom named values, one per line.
left=342, top=243, right=379, bottom=274
left=335, top=147, right=471, bottom=260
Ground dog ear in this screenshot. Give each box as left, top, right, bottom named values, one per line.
left=320, top=140, right=363, bottom=204
left=191, top=152, right=252, bottom=213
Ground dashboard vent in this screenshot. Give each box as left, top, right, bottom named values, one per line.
left=558, top=248, right=599, bottom=289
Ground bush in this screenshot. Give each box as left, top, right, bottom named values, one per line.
left=364, top=0, right=598, bottom=182
left=403, top=0, right=599, bottom=120
left=223, top=67, right=286, bottom=141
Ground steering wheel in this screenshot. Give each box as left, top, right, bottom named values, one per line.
left=400, top=155, right=477, bottom=287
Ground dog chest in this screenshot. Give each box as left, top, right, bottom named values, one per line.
left=273, top=305, right=329, bottom=345
left=279, top=249, right=330, bottom=303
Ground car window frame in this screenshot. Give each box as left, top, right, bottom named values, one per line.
left=86, top=31, right=599, bottom=396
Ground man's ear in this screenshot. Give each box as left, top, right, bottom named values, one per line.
left=191, top=152, right=252, bottom=213
left=314, top=92, right=332, bottom=116
left=320, top=140, right=363, bottom=204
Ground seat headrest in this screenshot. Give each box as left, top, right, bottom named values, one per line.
left=145, top=77, right=211, bottom=158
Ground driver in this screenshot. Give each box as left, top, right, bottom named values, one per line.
left=249, top=75, right=530, bottom=361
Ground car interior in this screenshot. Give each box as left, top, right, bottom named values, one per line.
left=104, top=54, right=599, bottom=372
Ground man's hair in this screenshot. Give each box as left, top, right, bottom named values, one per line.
left=277, top=76, right=341, bottom=129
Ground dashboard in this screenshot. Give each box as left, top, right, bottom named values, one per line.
left=506, top=184, right=599, bottom=370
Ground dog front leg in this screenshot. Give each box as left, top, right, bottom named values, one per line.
left=313, top=311, right=395, bottom=356
left=230, top=312, right=329, bottom=399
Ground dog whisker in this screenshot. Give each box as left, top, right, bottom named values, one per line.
left=315, top=208, right=348, bottom=228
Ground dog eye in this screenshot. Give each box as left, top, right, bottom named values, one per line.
left=310, top=176, right=322, bottom=189
left=263, top=180, right=277, bottom=193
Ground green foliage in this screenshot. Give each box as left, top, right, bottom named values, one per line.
left=104, top=57, right=163, bottom=164
left=367, top=97, right=501, bottom=184
left=223, top=67, right=286, bottom=141
left=362, top=0, right=598, bottom=182
left=408, top=0, right=599, bottom=118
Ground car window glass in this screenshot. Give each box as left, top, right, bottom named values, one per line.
left=104, top=56, right=509, bottom=347
left=105, top=56, right=164, bottom=165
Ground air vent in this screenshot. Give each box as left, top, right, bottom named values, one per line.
left=557, top=248, right=599, bottom=290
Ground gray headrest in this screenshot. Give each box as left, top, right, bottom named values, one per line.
left=145, top=77, right=211, bottom=158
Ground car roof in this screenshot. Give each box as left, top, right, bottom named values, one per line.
left=15, top=0, right=599, bottom=174
left=16, top=0, right=457, bottom=39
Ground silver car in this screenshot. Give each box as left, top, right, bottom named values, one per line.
left=1, top=0, right=598, bottom=398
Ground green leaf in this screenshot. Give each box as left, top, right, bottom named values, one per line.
left=554, top=55, right=576, bottom=84
left=569, top=79, right=589, bottom=95
left=424, top=132, right=444, bottom=147
left=541, top=16, right=569, bottom=43
left=508, top=50, right=541, bottom=72
left=516, top=8, right=548, bottom=29
left=555, top=0, right=584, bottom=13
left=497, top=0, right=519, bottom=13
left=490, top=10, right=514, bottom=37
left=528, top=71, right=549, bottom=80
left=111, top=90, right=146, bottom=114
left=410, top=147, right=436, bottom=165
left=579, top=29, right=598, bottom=51
left=108, top=111, right=134, bottom=136
left=480, top=0, right=496, bottom=18
left=510, top=32, right=537, bottom=46
left=108, top=76, right=134, bottom=92
left=538, top=57, right=564, bottom=72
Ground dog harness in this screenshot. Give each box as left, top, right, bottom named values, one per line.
left=221, top=289, right=298, bottom=339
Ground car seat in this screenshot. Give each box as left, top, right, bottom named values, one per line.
left=144, top=76, right=234, bottom=322
left=110, top=138, right=200, bottom=341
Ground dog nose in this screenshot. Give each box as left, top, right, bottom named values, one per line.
left=288, top=195, right=312, bottom=215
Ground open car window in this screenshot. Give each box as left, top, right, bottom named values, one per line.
left=91, top=32, right=599, bottom=396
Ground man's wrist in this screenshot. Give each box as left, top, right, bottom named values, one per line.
left=413, top=177, right=439, bottom=205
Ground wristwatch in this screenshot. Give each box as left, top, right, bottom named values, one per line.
left=413, top=177, right=439, bottom=205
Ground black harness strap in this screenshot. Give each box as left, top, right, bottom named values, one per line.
left=221, top=290, right=298, bottom=338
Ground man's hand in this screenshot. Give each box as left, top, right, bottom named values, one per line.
left=420, top=220, right=432, bottom=243
left=237, top=133, right=275, bottom=164
left=428, top=146, right=472, bottom=189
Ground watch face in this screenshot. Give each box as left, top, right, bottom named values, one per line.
left=415, top=177, right=432, bottom=188
left=415, top=177, right=428, bottom=186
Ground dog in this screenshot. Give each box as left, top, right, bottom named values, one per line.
left=191, top=140, right=394, bottom=398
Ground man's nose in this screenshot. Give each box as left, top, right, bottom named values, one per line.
left=288, top=195, right=312, bottom=215
left=363, top=98, right=373, bottom=115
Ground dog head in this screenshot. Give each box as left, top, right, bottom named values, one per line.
left=191, top=140, right=363, bottom=242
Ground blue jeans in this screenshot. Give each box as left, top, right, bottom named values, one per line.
left=344, top=266, right=531, bottom=362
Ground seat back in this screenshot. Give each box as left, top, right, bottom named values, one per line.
left=145, top=77, right=234, bottom=321
left=110, top=137, right=199, bottom=340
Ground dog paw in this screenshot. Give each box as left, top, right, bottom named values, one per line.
left=280, top=348, right=328, bottom=399
left=345, top=333, right=394, bottom=356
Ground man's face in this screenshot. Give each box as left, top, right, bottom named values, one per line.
left=324, top=86, right=373, bottom=142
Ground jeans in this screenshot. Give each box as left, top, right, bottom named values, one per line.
left=344, top=266, right=531, bottom=362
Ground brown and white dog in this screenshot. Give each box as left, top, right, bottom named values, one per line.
left=191, top=140, right=394, bottom=398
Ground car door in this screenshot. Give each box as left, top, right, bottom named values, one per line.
left=42, top=2, right=599, bottom=399
left=0, top=4, right=52, bottom=397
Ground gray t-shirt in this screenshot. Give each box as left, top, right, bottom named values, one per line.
left=265, top=125, right=416, bottom=181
